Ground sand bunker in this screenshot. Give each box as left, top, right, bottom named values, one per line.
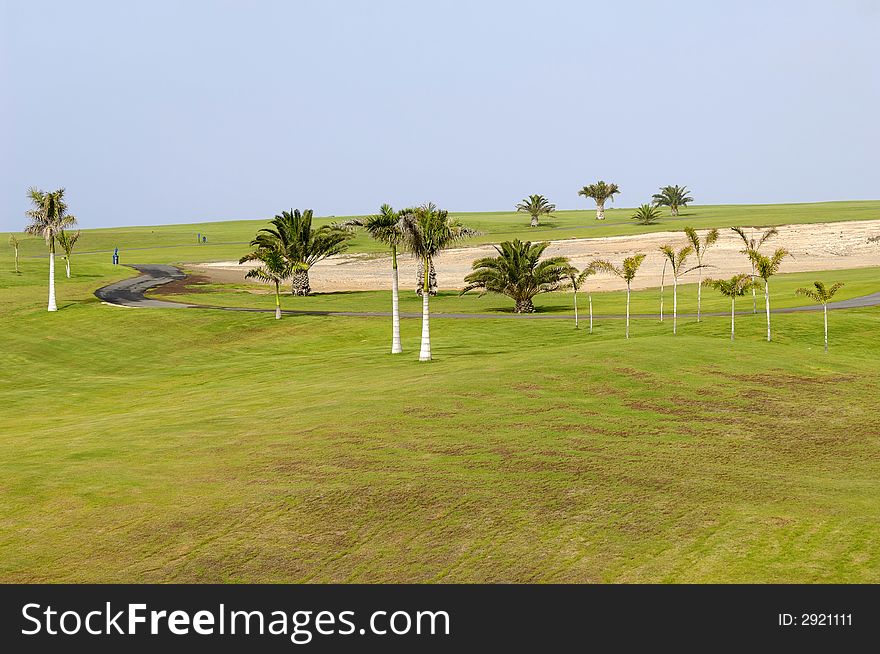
left=190, top=220, right=880, bottom=293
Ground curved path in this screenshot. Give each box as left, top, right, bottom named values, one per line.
left=96, top=264, right=880, bottom=319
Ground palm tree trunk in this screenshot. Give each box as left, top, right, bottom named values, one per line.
left=573, top=289, right=579, bottom=329
left=274, top=281, right=281, bottom=319
left=291, top=268, right=310, bottom=296
left=530, top=214, right=538, bottom=227
left=14, top=246, right=19, bottom=273
left=419, top=257, right=431, bottom=361
left=751, top=263, right=757, bottom=313
left=596, top=201, right=605, bottom=221
left=659, top=260, right=666, bottom=322
left=823, top=304, right=828, bottom=353
left=625, top=282, right=630, bottom=339
left=65, top=257, right=71, bottom=278
left=731, top=297, right=735, bottom=341
left=696, top=264, right=703, bottom=322
left=671, top=206, right=679, bottom=216
left=765, top=280, right=771, bottom=342
left=672, top=276, right=678, bottom=335
left=589, top=294, right=593, bottom=334
left=391, top=246, right=402, bottom=354
left=47, top=239, right=57, bottom=312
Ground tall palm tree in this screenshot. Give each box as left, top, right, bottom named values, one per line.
left=748, top=247, right=790, bottom=342
left=731, top=226, right=778, bottom=314
left=239, top=246, right=294, bottom=319
left=515, top=194, right=556, bottom=228
left=703, top=274, right=754, bottom=341
left=565, top=264, right=597, bottom=332
left=578, top=181, right=620, bottom=221
left=8, top=234, right=21, bottom=273
left=591, top=253, right=646, bottom=339
left=631, top=204, right=662, bottom=225
left=249, top=209, right=350, bottom=296
left=337, top=204, right=405, bottom=353
left=24, top=187, right=77, bottom=312
left=461, top=240, right=570, bottom=313
left=56, top=229, right=80, bottom=278
left=652, top=185, right=693, bottom=216
left=683, top=226, right=719, bottom=322
left=795, top=281, right=844, bottom=353
left=399, top=203, right=475, bottom=361
left=659, top=244, right=701, bottom=335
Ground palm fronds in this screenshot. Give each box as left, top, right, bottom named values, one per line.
left=795, top=281, right=843, bottom=304
left=652, top=185, right=693, bottom=215
left=515, top=194, right=556, bottom=227
left=577, top=181, right=620, bottom=204
left=631, top=204, right=662, bottom=225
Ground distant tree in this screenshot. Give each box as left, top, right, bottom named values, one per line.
left=652, top=185, right=693, bottom=216
left=731, top=226, right=778, bottom=314
left=516, top=194, right=556, bottom=228
left=659, top=243, right=701, bottom=335
left=684, top=226, right=719, bottom=322
left=748, top=247, right=790, bottom=342
left=578, top=181, right=620, bottom=221
left=239, top=246, right=294, bottom=320
left=24, top=187, right=77, bottom=312
left=400, top=204, right=476, bottom=361
left=56, top=229, right=80, bottom=278
left=565, top=264, right=597, bottom=332
left=703, top=274, right=754, bottom=341
left=631, top=204, right=662, bottom=225
left=249, top=209, right=350, bottom=296
left=795, top=281, right=844, bottom=353
left=8, top=234, right=21, bottom=273
left=591, top=254, right=647, bottom=339
left=337, top=204, right=405, bottom=354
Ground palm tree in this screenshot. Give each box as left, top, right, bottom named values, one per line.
left=683, top=226, right=719, bottom=322
left=56, top=229, right=80, bottom=278
left=249, top=209, right=350, bottom=296
left=703, top=274, right=754, bottom=341
left=24, top=187, right=77, bottom=311
left=515, top=194, right=556, bottom=228
left=8, top=234, right=21, bottom=273
left=652, top=185, right=693, bottom=216
left=337, top=204, right=405, bottom=353
left=631, top=204, right=662, bottom=225
left=565, top=264, right=597, bottom=332
left=461, top=240, right=570, bottom=313
left=731, top=226, right=778, bottom=314
left=578, top=181, right=620, bottom=220
left=399, top=204, right=475, bottom=361
left=239, top=246, right=293, bottom=319
left=795, top=281, right=843, bottom=353
left=659, top=244, right=701, bottom=335
left=591, top=254, right=646, bottom=339
left=748, top=247, right=790, bottom=342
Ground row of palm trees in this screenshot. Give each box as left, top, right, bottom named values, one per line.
left=516, top=183, right=694, bottom=227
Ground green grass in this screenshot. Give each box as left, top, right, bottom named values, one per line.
left=4, top=199, right=879, bottom=265
left=1, top=236, right=879, bottom=583
left=153, top=266, right=880, bottom=317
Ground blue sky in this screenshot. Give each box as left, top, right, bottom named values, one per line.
left=2, top=0, right=878, bottom=230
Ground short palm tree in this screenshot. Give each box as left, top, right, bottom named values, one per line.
left=795, top=281, right=843, bottom=353
left=631, top=204, right=662, bottom=225
left=461, top=240, right=570, bottom=313
left=703, top=274, right=754, bottom=341
left=684, top=226, right=719, bottom=322
left=515, top=194, right=556, bottom=228
left=591, top=254, right=646, bottom=339
left=338, top=204, right=405, bottom=353
left=239, top=246, right=294, bottom=319
left=565, top=264, right=597, bottom=331
left=578, top=181, right=620, bottom=220
left=56, top=229, right=80, bottom=278
left=399, top=204, right=476, bottom=361
left=748, top=247, right=790, bottom=342
left=652, top=185, right=693, bottom=216
left=8, top=234, right=21, bottom=273
left=731, top=226, right=777, bottom=313
left=24, top=187, right=77, bottom=311
left=249, top=209, right=350, bottom=296
left=659, top=244, right=701, bottom=334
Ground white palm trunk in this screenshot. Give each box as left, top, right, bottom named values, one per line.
left=730, top=297, right=735, bottom=341
left=751, top=263, right=758, bottom=313
left=764, top=280, right=771, bottom=342
left=391, top=249, right=402, bottom=354
left=530, top=214, right=539, bottom=227
left=418, top=290, right=431, bottom=361
left=589, top=294, right=593, bottom=334
left=573, top=289, right=579, bottom=329
left=672, top=277, right=678, bottom=335
left=696, top=265, right=703, bottom=321
left=274, top=282, right=281, bottom=320
left=823, top=304, right=828, bottom=353
left=659, top=260, right=666, bottom=322
left=625, top=283, right=631, bottom=339
left=65, top=257, right=71, bottom=278
left=47, top=246, right=57, bottom=312
left=596, top=201, right=605, bottom=221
